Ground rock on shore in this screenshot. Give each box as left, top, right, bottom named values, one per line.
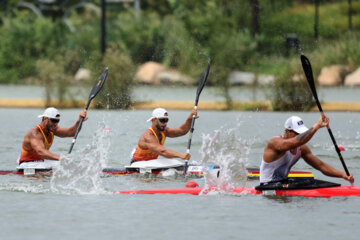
left=318, top=65, right=351, bottom=86
left=344, top=68, right=360, bottom=86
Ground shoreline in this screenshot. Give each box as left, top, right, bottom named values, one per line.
left=0, top=98, right=360, bottom=111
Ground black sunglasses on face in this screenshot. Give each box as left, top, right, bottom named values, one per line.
left=158, top=118, right=168, bottom=123
left=50, top=118, right=60, bottom=123
left=290, top=130, right=299, bottom=135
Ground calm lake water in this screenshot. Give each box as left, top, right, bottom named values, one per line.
left=0, top=106, right=360, bottom=240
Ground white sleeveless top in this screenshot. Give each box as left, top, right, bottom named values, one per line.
left=260, top=141, right=302, bottom=183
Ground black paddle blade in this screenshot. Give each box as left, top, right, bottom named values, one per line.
left=195, top=61, right=210, bottom=106
left=301, top=55, right=318, bottom=99
left=89, top=68, right=108, bottom=101
left=85, top=68, right=108, bottom=110
left=300, top=54, right=322, bottom=112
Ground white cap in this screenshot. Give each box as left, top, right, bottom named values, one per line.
left=147, top=108, right=168, bottom=122
left=284, top=116, right=308, bottom=134
left=38, top=107, right=60, bottom=119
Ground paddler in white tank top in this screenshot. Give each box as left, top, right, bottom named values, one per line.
left=260, top=115, right=354, bottom=184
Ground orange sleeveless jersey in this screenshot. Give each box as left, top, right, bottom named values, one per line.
left=19, top=125, right=54, bottom=163
left=132, top=127, right=166, bottom=161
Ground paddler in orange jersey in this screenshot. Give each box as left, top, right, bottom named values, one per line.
left=259, top=115, right=354, bottom=186
left=17, top=107, right=88, bottom=169
left=130, top=107, right=198, bottom=163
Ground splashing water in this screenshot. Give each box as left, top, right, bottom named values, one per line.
left=199, top=127, right=252, bottom=194
left=0, top=181, right=50, bottom=194
left=50, top=122, right=110, bottom=195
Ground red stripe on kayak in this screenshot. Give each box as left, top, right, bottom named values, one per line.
left=113, top=187, right=260, bottom=195
left=247, top=170, right=312, bottom=174
left=113, top=188, right=204, bottom=195
left=276, top=186, right=360, bottom=198
left=0, top=171, right=23, bottom=175
left=113, top=186, right=360, bottom=197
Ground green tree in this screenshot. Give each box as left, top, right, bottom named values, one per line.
left=95, top=48, right=136, bottom=109
left=0, top=10, right=67, bottom=83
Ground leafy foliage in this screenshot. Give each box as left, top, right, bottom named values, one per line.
left=0, top=11, right=67, bottom=83
left=36, top=59, right=72, bottom=107
left=95, top=48, right=136, bottom=109
left=0, top=0, right=359, bottom=110
left=272, top=58, right=314, bottom=111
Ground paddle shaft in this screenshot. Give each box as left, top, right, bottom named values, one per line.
left=186, top=107, right=198, bottom=153
left=183, top=62, right=210, bottom=175
left=184, top=108, right=197, bottom=175
left=68, top=68, right=108, bottom=154
left=68, top=115, right=86, bottom=154
left=68, top=98, right=93, bottom=154
left=312, top=94, right=350, bottom=176
left=301, top=55, right=350, bottom=176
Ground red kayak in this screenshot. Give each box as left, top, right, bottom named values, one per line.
left=113, top=179, right=360, bottom=198
left=113, top=186, right=360, bottom=198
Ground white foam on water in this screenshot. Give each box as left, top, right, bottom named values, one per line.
left=50, top=121, right=110, bottom=195
left=0, top=182, right=50, bottom=194
left=199, top=126, right=253, bottom=195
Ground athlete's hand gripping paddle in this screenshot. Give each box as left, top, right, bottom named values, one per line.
left=183, top=62, right=210, bottom=175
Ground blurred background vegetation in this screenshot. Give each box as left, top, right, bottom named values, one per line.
left=0, top=0, right=359, bottom=110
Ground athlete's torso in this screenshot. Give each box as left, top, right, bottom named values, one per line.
left=131, top=127, right=166, bottom=161
left=260, top=137, right=302, bottom=183
left=19, top=125, right=54, bottom=163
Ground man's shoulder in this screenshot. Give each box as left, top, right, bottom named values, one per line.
left=141, top=129, right=156, bottom=141
left=267, top=135, right=281, bottom=144
left=29, top=126, right=41, bottom=136
left=23, top=127, right=42, bottom=143
left=142, top=128, right=153, bottom=137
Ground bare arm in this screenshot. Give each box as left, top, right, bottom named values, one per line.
left=140, top=133, right=190, bottom=160
left=54, top=110, right=87, bottom=138
left=270, top=126, right=319, bottom=152
left=301, top=145, right=354, bottom=183
left=166, top=108, right=198, bottom=138
left=263, top=116, right=329, bottom=163
left=272, top=115, right=330, bottom=151
left=29, top=130, right=60, bottom=160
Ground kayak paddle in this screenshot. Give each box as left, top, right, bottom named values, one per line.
left=300, top=54, right=350, bottom=176
left=184, top=62, right=211, bottom=175
left=68, top=67, right=108, bottom=154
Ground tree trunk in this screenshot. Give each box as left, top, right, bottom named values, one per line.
left=314, top=0, right=319, bottom=40
left=348, top=0, right=353, bottom=31
left=249, top=0, right=260, bottom=38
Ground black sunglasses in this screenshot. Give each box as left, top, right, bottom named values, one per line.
left=158, top=118, right=169, bottom=123
left=50, top=118, right=60, bottom=123
left=289, top=130, right=299, bottom=135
